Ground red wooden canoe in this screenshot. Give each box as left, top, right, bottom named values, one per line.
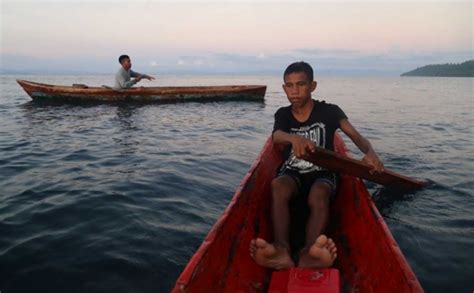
left=16, top=80, right=266, bottom=102
left=173, top=134, right=423, bottom=292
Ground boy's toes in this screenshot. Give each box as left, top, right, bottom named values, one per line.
left=326, top=238, right=335, bottom=248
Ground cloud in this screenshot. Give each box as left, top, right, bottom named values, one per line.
left=1, top=48, right=472, bottom=75
left=193, top=59, right=204, bottom=66
left=294, top=48, right=362, bottom=57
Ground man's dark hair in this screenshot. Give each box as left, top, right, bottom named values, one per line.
left=118, top=55, right=130, bottom=64
left=284, top=61, right=314, bottom=81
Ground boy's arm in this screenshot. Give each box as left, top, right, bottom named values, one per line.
left=339, top=119, right=384, bottom=174
left=273, top=130, right=316, bottom=159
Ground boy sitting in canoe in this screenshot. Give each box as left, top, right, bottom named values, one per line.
left=114, top=54, right=155, bottom=89
left=250, top=61, right=384, bottom=270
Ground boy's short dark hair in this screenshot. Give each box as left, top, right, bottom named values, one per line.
left=118, top=55, right=130, bottom=64
left=284, top=61, right=314, bottom=81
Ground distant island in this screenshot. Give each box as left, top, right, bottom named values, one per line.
left=401, top=60, right=474, bottom=77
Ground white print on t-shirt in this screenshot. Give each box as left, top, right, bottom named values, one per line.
left=283, top=122, right=326, bottom=173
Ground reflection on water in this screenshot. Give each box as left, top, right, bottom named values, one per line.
left=114, top=105, right=140, bottom=156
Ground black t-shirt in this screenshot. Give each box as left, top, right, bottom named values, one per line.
left=273, top=99, right=347, bottom=173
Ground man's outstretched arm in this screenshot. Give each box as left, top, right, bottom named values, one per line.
left=130, top=70, right=155, bottom=81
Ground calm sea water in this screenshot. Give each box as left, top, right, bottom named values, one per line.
left=0, top=74, right=472, bottom=292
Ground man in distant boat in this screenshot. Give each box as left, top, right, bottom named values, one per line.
left=250, top=61, right=384, bottom=270
left=114, top=54, right=155, bottom=89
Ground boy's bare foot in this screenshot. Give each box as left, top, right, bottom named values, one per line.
left=249, top=238, right=295, bottom=270
left=298, top=234, right=337, bottom=268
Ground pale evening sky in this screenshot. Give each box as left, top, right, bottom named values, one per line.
left=0, top=0, right=472, bottom=75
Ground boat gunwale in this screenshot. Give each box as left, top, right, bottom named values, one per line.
left=16, top=79, right=267, bottom=94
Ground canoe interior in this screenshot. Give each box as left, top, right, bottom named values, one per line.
left=173, top=135, right=423, bottom=292
left=16, top=80, right=266, bottom=103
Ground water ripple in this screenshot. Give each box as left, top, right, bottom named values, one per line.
left=1, top=75, right=472, bottom=292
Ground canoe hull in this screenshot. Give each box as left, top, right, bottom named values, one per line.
left=173, top=135, right=423, bottom=292
left=16, top=80, right=266, bottom=103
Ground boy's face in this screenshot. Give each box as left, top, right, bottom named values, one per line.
left=282, top=72, right=317, bottom=107
left=121, top=58, right=132, bottom=70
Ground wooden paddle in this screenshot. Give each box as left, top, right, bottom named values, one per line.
left=305, top=146, right=427, bottom=189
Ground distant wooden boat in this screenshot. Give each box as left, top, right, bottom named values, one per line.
left=16, top=80, right=266, bottom=103
left=173, top=135, right=423, bottom=292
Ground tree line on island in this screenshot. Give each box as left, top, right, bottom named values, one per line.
left=401, top=60, right=474, bottom=77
